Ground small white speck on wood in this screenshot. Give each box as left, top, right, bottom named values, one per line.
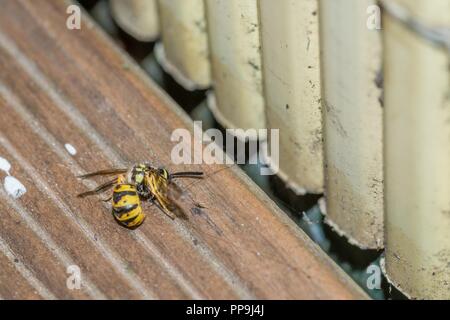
left=0, top=156, right=11, bottom=175
left=64, top=143, right=77, bottom=156
left=4, top=176, right=27, bottom=199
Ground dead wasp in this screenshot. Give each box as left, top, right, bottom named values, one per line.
left=77, top=163, right=204, bottom=228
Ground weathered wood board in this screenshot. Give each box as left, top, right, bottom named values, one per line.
left=0, top=0, right=367, bottom=299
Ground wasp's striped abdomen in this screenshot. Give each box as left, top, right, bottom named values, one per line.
left=112, top=184, right=145, bottom=228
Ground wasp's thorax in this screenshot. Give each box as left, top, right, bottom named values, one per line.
left=126, top=163, right=170, bottom=199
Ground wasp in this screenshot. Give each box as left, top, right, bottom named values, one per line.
left=77, top=163, right=204, bottom=228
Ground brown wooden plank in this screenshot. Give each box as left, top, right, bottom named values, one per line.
left=0, top=191, right=87, bottom=299
left=0, top=0, right=369, bottom=299
left=0, top=239, right=48, bottom=300
left=0, top=44, right=238, bottom=300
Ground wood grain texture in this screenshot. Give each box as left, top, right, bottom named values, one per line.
left=0, top=0, right=368, bottom=299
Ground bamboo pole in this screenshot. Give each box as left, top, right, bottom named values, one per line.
left=319, top=0, right=384, bottom=249
left=110, top=0, right=160, bottom=42
left=205, top=0, right=266, bottom=139
left=259, top=0, right=323, bottom=194
left=156, top=0, right=211, bottom=90
left=382, top=0, right=450, bottom=299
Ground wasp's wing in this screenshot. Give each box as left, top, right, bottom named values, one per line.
left=167, top=181, right=204, bottom=219
left=166, top=180, right=184, bottom=201
left=78, top=168, right=128, bottom=179
left=162, top=182, right=190, bottom=220
left=150, top=176, right=189, bottom=220
left=77, top=177, right=117, bottom=198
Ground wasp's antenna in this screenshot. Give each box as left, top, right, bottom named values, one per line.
left=170, top=171, right=204, bottom=179
left=77, top=177, right=117, bottom=198
left=77, top=168, right=127, bottom=179
left=179, top=164, right=237, bottom=193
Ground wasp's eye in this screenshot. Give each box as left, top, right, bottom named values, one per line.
left=158, top=168, right=169, bottom=179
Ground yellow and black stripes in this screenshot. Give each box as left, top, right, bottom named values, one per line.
left=112, top=184, right=145, bottom=228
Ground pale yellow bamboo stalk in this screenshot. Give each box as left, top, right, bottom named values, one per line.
left=319, top=0, right=383, bottom=249
left=110, top=0, right=159, bottom=42
left=382, top=0, right=450, bottom=299
left=259, top=0, right=323, bottom=194
left=156, top=0, right=211, bottom=90
left=205, top=0, right=265, bottom=139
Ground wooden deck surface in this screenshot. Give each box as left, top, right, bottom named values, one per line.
left=0, top=0, right=368, bottom=299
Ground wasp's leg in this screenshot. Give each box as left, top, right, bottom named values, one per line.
left=116, top=174, right=126, bottom=184
left=194, top=202, right=207, bottom=209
